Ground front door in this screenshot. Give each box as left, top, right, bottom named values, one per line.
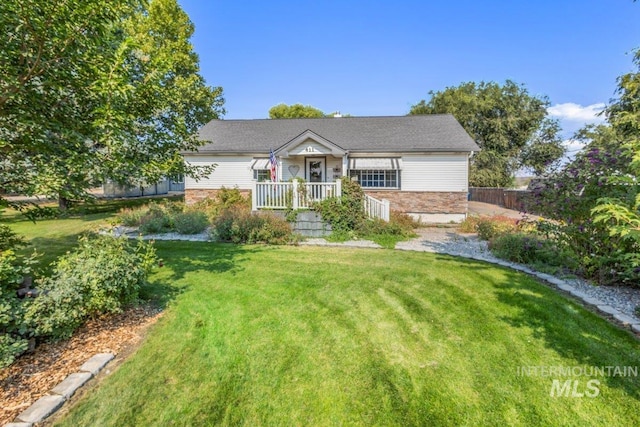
left=306, top=158, right=325, bottom=182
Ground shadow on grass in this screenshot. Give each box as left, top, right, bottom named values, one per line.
left=491, top=268, right=640, bottom=400
left=145, top=241, right=264, bottom=309
left=22, top=235, right=86, bottom=273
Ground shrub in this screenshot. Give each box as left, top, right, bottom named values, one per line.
left=389, top=210, right=422, bottom=229
left=458, top=215, right=481, bottom=233
left=173, top=211, right=209, bottom=235
left=211, top=205, right=294, bottom=244
left=0, top=226, right=37, bottom=367
left=358, top=219, right=411, bottom=248
left=475, top=216, right=518, bottom=240
left=530, top=132, right=640, bottom=285
left=314, top=177, right=366, bottom=234
left=489, top=233, right=574, bottom=269
left=25, top=234, right=157, bottom=339
left=117, top=206, right=149, bottom=227
left=248, top=213, right=296, bottom=245
left=0, top=224, right=26, bottom=251
left=139, top=204, right=174, bottom=234
left=0, top=250, right=35, bottom=367
left=193, top=187, right=251, bottom=222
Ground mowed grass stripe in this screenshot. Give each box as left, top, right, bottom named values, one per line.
left=55, top=243, right=640, bottom=426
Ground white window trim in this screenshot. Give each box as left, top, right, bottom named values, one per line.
left=349, top=169, right=400, bottom=189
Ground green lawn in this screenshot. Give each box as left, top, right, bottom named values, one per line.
left=51, top=242, right=640, bottom=426
left=2, top=196, right=180, bottom=269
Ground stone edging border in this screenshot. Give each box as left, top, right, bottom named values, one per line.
left=6, top=353, right=114, bottom=427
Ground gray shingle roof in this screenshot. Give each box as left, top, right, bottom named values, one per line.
left=191, top=114, right=479, bottom=154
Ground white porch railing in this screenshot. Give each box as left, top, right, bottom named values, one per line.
left=252, top=180, right=342, bottom=210
left=252, top=180, right=390, bottom=222
left=364, top=194, right=390, bottom=221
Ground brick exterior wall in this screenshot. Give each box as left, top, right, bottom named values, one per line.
left=364, top=191, right=467, bottom=214
left=186, top=188, right=467, bottom=216
left=185, top=189, right=251, bottom=205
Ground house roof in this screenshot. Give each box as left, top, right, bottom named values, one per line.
left=190, top=114, right=480, bottom=154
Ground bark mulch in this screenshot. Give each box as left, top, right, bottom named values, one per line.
left=0, top=305, right=163, bottom=425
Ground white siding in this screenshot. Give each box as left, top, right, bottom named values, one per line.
left=184, top=155, right=254, bottom=190
left=326, top=157, right=343, bottom=181
left=401, top=154, right=468, bottom=192
left=281, top=156, right=342, bottom=182
left=281, top=158, right=304, bottom=181
left=288, top=138, right=332, bottom=156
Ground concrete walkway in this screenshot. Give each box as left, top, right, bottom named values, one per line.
left=468, top=201, right=539, bottom=220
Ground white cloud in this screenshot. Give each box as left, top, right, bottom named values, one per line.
left=563, top=138, right=586, bottom=154
left=547, top=102, right=606, bottom=123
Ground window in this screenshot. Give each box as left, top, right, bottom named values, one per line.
left=349, top=169, right=399, bottom=189
left=253, top=169, right=271, bottom=181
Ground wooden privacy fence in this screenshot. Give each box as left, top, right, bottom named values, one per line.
left=468, top=187, right=532, bottom=212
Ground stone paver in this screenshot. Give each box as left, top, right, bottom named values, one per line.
left=16, top=395, right=65, bottom=424
left=555, top=283, right=575, bottom=292
left=79, top=352, right=114, bottom=376
left=51, top=372, right=93, bottom=399
left=5, top=422, right=33, bottom=427
left=568, top=288, right=589, bottom=299
left=632, top=324, right=640, bottom=334
left=582, top=296, right=604, bottom=306
left=535, top=273, right=555, bottom=282
left=613, top=313, right=637, bottom=326
left=545, top=277, right=567, bottom=287
left=597, top=305, right=619, bottom=316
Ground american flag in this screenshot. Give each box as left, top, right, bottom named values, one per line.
left=269, top=149, right=277, bottom=182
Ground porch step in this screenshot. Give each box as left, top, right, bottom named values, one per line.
left=292, top=211, right=332, bottom=237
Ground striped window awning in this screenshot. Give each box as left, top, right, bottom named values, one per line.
left=348, top=158, right=402, bottom=170
left=250, top=158, right=271, bottom=170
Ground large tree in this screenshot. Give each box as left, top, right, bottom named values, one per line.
left=0, top=0, right=224, bottom=209
left=409, top=80, right=565, bottom=187
left=268, top=103, right=325, bottom=119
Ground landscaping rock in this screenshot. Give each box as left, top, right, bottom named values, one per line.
left=597, top=305, right=619, bottom=316
left=582, top=296, right=604, bottom=306
left=51, top=372, right=93, bottom=399
left=632, top=324, right=640, bottom=334
left=5, top=422, right=33, bottom=427
left=16, top=395, right=65, bottom=424
left=79, top=353, right=114, bottom=376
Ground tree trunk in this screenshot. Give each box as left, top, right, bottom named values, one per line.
left=58, top=195, right=70, bottom=211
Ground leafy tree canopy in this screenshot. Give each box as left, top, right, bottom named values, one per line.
left=0, top=0, right=224, bottom=209
left=409, top=80, right=565, bottom=186
left=269, top=103, right=326, bottom=119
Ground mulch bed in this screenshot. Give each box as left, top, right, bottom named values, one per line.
left=0, top=305, right=163, bottom=425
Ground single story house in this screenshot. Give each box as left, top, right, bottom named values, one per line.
left=183, top=114, right=480, bottom=222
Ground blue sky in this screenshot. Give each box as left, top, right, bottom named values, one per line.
left=178, top=0, right=639, bottom=145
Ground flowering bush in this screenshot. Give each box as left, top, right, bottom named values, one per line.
left=489, top=233, right=575, bottom=272
left=530, top=126, right=639, bottom=285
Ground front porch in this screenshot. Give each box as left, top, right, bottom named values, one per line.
left=251, top=180, right=390, bottom=221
